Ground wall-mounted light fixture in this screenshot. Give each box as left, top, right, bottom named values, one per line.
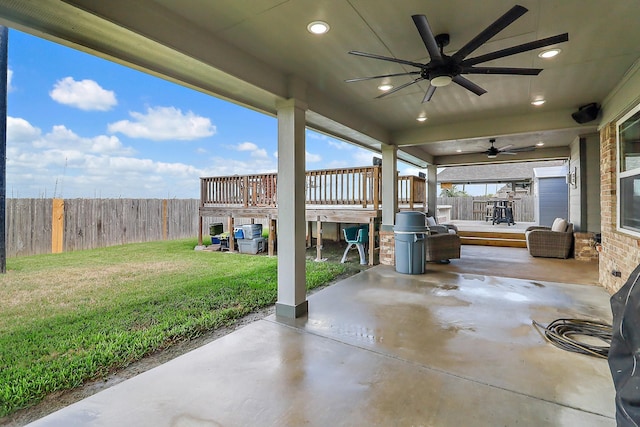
left=566, top=167, right=577, bottom=188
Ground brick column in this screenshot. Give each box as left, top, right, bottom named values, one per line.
left=574, top=232, right=598, bottom=262
left=380, top=230, right=395, bottom=266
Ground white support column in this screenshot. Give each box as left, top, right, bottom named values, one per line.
left=381, top=144, right=398, bottom=229
left=275, top=98, right=308, bottom=318
left=426, top=164, right=438, bottom=218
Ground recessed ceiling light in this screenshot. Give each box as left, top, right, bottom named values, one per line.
left=538, top=48, right=561, bottom=59
left=536, top=141, right=545, bottom=146
left=416, top=116, right=427, bottom=122
left=307, top=21, right=330, bottom=35
left=531, top=99, right=546, bottom=106
left=456, top=149, right=462, bottom=153
left=378, top=84, right=393, bottom=91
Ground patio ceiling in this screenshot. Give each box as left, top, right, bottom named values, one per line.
left=0, top=0, right=638, bottom=167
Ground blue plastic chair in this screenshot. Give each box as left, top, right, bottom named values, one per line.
left=341, top=225, right=368, bottom=265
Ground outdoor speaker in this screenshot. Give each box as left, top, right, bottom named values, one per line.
left=571, top=103, right=600, bottom=124
left=373, top=157, right=382, bottom=166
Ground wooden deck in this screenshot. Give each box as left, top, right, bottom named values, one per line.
left=197, top=168, right=539, bottom=260
left=198, top=166, right=427, bottom=265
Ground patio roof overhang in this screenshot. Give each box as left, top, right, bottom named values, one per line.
left=0, top=0, right=635, bottom=167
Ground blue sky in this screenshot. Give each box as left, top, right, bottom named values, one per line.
left=6, top=29, right=426, bottom=199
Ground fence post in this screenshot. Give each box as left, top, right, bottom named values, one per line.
left=52, top=198, right=64, bottom=254
left=162, top=199, right=168, bottom=240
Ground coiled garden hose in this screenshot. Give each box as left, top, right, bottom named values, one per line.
left=532, top=318, right=612, bottom=359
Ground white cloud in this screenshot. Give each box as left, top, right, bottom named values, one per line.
left=352, top=149, right=376, bottom=166
left=229, top=141, right=268, bottom=158
left=7, top=69, right=13, bottom=92
left=237, top=142, right=258, bottom=151
left=251, top=148, right=268, bottom=158
left=325, top=159, right=350, bottom=169
left=307, top=131, right=354, bottom=151
left=400, top=167, right=427, bottom=176
left=327, top=140, right=352, bottom=150
left=25, top=123, right=134, bottom=156
left=208, top=156, right=276, bottom=176
left=306, top=151, right=322, bottom=162
left=7, top=117, right=41, bottom=143
left=50, top=77, right=117, bottom=111
left=108, top=106, right=216, bottom=141
left=5, top=116, right=275, bottom=198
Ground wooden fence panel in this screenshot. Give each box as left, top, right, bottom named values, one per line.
left=437, top=196, right=535, bottom=222
left=6, top=198, right=52, bottom=257
left=6, top=198, right=201, bottom=258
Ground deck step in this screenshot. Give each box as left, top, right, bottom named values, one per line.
left=458, top=231, right=527, bottom=248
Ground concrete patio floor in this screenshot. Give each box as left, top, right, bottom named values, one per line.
left=26, top=257, right=616, bottom=426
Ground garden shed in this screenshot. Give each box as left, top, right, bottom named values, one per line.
left=533, top=165, right=569, bottom=227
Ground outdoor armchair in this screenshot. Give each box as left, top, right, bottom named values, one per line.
left=425, top=233, right=461, bottom=263
left=425, top=217, right=461, bottom=263
left=426, top=215, right=458, bottom=235
left=525, top=218, right=574, bottom=259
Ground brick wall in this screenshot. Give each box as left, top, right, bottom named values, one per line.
left=599, top=123, right=640, bottom=293
left=380, top=230, right=395, bottom=266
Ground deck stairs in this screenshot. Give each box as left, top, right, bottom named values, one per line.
left=458, top=230, right=527, bottom=248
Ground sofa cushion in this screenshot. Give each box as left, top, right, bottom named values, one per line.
left=426, top=216, right=437, bottom=227
left=551, top=218, right=568, bottom=232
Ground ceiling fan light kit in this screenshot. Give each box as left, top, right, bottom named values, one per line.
left=346, top=4, right=568, bottom=103
left=430, top=75, right=453, bottom=87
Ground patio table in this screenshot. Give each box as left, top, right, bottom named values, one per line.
left=489, top=199, right=515, bottom=225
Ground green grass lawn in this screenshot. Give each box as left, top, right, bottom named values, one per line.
left=0, top=238, right=356, bottom=417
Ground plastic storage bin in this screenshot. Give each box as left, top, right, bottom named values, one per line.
left=242, top=224, right=263, bottom=240
left=233, top=227, right=244, bottom=239
left=237, top=238, right=266, bottom=254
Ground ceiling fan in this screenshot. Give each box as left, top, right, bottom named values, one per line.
left=483, top=138, right=536, bottom=158
left=345, top=5, right=568, bottom=102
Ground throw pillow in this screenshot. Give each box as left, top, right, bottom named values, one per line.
left=426, top=216, right=437, bottom=227
left=551, top=218, right=568, bottom=232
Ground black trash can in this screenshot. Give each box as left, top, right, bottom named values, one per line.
left=394, top=212, right=428, bottom=274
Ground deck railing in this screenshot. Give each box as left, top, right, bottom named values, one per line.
left=200, top=166, right=426, bottom=210
left=398, top=175, right=426, bottom=210
left=201, top=173, right=277, bottom=207
left=306, top=166, right=381, bottom=208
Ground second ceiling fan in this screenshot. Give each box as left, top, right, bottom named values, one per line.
left=346, top=4, right=568, bottom=102
left=482, top=139, right=536, bottom=158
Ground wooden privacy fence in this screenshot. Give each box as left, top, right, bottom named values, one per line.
left=437, top=196, right=535, bottom=222
left=6, top=198, right=202, bottom=258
